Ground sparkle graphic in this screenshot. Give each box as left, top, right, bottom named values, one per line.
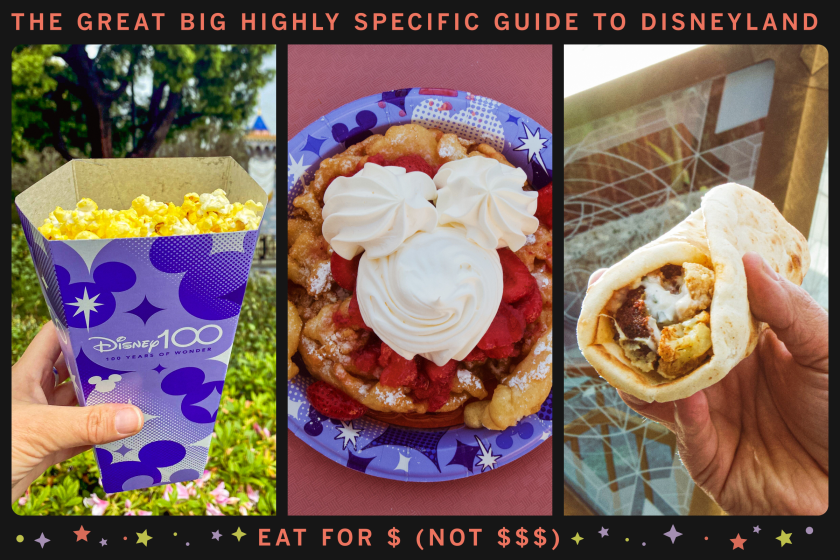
left=232, top=527, right=247, bottom=542
left=35, top=533, right=50, bottom=548
left=664, top=525, right=682, bottom=544
left=753, top=525, right=761, bottom=534
left=540, top=430, right=552, bottom=441
left=115, top=444, right=132, bottom=456
left=211, top=530, right=222, bottom=541
left=74, top=526, right=91, bottom=541
left=598, top=527, right=609, bottom=538
left=473, top=435, right=501, bottom=472
left=394, top=453, right=411, bottom=473
left=301, top=135, right=326, bottom=156
left=126, top=296, right=164, bottom=325
left=506, top=114, right=521, bottom=125
left=67, top=287, right=103, bottom=331
left=334, top=420, right=361, bottom=450
left=136, top=530, right=152, bottom=546
left=152, top=364, right=166, bottom=374
left=288, top=153, right=308, bottom=185
left=731, top=534, right=747, bottom=550
left=571, top=533, right=584, bottom=545
left=193, top=388, right=222, bottom=415
left=776, top=530, right=792, bottom=547
left=288, top=397, right=304, bottom=418
left=514, top=123, right=548, bottom=172
left=446, top=439, right=480, bottom=473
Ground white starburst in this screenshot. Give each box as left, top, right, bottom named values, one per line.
left=474, top=435, right=501, bottom=472
left=540, top=430, right=552, bottom=441
left=288, top=396, right=304, bottom=418
left=514, top=123, right=548, bottom=172
left=334, top=420, right=361, bottom=450
left=67, top=287, right=103, bottom=331
left=288, top=153, right=308, bottom=186
left=394, top=452, right=411, bottom=473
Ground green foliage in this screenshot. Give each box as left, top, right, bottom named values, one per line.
left=11, top=44, right=275, bottom=163
left=11, top=227, right=276, bottom=515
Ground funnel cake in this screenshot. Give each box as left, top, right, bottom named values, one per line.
left=288, top=124, right=552, bottom=430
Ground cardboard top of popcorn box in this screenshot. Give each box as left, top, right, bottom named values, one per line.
left=15, top=157, right=269, bottom=225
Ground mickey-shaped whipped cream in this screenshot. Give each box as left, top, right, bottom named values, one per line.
left=322, top=163, right=438, bottom=260
left=434, top=157, right=538, bottom=251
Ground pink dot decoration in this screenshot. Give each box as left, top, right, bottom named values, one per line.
left=378, top=101, right=386, bottom=108
left=399, top=110, right=406, bottom=117
left=806, top=527, right=814, bottom=534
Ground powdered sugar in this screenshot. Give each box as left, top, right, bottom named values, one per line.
left=373, top=385, right=400, bottom=406
left=309, top=261, right=332, bottom=294
left=457, top=368, right=477, bottom=387
left=525, top=233, right=536, bottom=245
left=509, top=353, right=552, bottom=391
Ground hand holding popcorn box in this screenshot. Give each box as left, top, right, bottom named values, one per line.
left=15, top=157, right=268, bottom=493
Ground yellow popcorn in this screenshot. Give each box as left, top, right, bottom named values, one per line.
left=37, top=190, right=263, bottom=240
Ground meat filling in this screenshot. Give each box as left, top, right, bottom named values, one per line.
left=611, top=262, right=714, bottom=378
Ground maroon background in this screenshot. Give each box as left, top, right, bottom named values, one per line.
left=287, top=44, right=552, bottom=516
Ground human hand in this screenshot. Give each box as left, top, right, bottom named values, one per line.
left=588, top=252, right=828, bottom=515
left=12, top=322, right=144, bottom=503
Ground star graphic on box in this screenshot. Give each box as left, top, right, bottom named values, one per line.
left=67, top=287, right=103, bottom=331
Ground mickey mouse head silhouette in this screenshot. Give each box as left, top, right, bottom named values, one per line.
left=332, top=110, right=377, bottom=147
left=149, top=234, right=255, bottom=321
left=56, top=261, right=136, bottom=330
left=161, top=366, right=225, bottom=424
left=89, top=374, right=122, bottom=393
left=96, top=440, right=187, bottom=492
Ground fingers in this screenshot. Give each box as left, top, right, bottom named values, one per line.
left=588, top=268, right=607, bottom=287
left=743, top=252, right=829, bottom=371
left=618, top=390, right=676, bottom=428
left=50, top=382, right=79, bottom=407
left=28, top=403, right=144, bottom=453
left=54, top=354, right=70, bottom=384
left=672, top=391, right=719, bottom=476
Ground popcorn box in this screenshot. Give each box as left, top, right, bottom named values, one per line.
left=15, top=157, right=268, bottom=493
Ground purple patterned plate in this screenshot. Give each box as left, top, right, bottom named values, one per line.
left=287, top=88, right=552, bottom=481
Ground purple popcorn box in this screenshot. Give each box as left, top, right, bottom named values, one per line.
left=15, top=157, right=268, bottom=493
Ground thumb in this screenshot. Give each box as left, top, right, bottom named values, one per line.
left=743, top=252, right=828, bottom=370
left=34, top=403, right=144, bottom=452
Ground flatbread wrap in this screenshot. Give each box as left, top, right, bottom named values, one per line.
left=576, top=183, right=810, bottom=402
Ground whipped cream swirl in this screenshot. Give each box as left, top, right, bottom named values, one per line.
left=356, top=227, right=503, bottom=366
left=322, top=163, right=437, bottom=260
left=434, top=157, right=539, bottom=251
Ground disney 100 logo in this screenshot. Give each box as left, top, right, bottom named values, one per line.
left=89, top=325, right=223, bottom=353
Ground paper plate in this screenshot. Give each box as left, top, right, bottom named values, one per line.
left=287, top=88, right=552, bottom=481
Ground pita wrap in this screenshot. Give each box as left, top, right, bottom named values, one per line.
left=577, top=183, right=810, bottom=402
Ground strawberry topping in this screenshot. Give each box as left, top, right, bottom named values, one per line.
left=389, top=155, right=439, bottom=178
left=307, top=381, right=368, bottom=421
left=349, top=336, right=381, bottom=375
left=534, top=183, right=552, bottom=229
left=330, top=251, right=361, bottom=291
left=378, top=343, right=419, bottom=388
left=463, top=347, right=487, bottom=362
left=498, top=247, right=533, bottom=303
left=478, top=302, right=526, bottom=350
left=511, top=275, right=543, bottom=323
left=332, top=293, right=372, bottom=331
left=414, top=359, right=458, bottom=412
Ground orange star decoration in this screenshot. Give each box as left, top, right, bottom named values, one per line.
left=730, top=534, right=747, bottom=550
left=74, top=526, right=91, bottom=542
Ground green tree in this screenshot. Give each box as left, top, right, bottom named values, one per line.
left=11, top=44, right=275, bottom=162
